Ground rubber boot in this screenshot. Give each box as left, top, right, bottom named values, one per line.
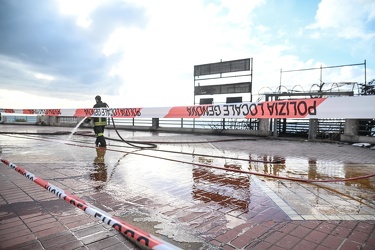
left=98, top=136, right=107, bottom=147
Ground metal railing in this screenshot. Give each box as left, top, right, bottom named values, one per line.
left=277, top=119, right=346, bottom=140
left=0, top=115, right=37, bottom=123
left=1, top=115, right=374, bottom=141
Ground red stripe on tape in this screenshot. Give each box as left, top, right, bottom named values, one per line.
left=245, top=98, right=326, bottom=119
left=164, top=105, right=210, bottom=118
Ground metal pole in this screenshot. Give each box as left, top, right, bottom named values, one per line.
left=279, top=68, right=282, bottom=93
left=364, top=59, right=367, bottom=95
left=250, top=57, right=253, bottom=102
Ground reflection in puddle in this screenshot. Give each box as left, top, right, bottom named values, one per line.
left=190, top=151, right=375, bottom=215
left=245, top=153, right=375, bottom=216
left=343, top=163, right=375, bottom=189
left=247, top=153, right=375, bottom=191
left=90, top=148, right=108, bottom=191
left=192, top=164, right=250, bottom=212
left=249, top=155, right=286, bottom=175
left=192, top=167, right=250, bottom=211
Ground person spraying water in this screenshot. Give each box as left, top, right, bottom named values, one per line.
left=84, top=95, right=157, bottom=149
left=85, top=95, right=108, bottom=147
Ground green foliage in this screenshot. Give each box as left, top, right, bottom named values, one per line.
left=15, top=118, right=27, bottom=122
left=360, top=79, right=375, bottom=95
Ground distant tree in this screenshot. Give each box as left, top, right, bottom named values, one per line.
left=359, top=79, right=375, bottom=95
left=358, top=79, right=375, bottom=136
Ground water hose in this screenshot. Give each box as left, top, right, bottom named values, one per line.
left=101, top=103, right=157, bottom=149
left=110, top=117, right=157, bottom=149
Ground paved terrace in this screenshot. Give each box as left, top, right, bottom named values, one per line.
left=0, top=124, right=375, bottom=249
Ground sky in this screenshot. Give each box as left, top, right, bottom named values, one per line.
left=0, top=0, right=374, bottom=109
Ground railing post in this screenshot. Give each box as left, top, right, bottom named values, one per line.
left=273, top=119, right=278, bottom=137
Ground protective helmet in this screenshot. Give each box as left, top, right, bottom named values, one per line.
left=95, top=95, right=101, bottom=101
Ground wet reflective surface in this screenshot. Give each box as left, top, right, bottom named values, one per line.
left=1, top=125, right=375, bottom=248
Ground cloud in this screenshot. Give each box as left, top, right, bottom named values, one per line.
left=307, top=0, right=375, bottom=40
left=0, top=0, right=373, bottom=109
left=0, top=0, right=146, bottom=102
left=97, top=0, right=269, bottom=105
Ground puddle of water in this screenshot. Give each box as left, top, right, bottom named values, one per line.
left=247, top=153, right=375, bottom=190
left=118, top=208, right=207, bottom=249
left=4, top=131, right=374, bottom=223
left=187, top=149, right=375, bottom=218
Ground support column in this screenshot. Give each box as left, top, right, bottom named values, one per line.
left=39, top=116, right=58, bottom=126
left=151, top=118, right=159, bottom=130
left=258, top=119, right=270, bottom=136
left=308, top=119, right=318, bottom=140
left=50, top=116, right=58, bottom=126
left=344, top=119, right=359, bottom=136
left=340, top=119, right=359, bottom=143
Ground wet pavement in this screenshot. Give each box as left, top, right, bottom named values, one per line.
left=0, top=124, right=375, bottom=249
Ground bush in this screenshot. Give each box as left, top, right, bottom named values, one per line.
left=15, top=118, right=27, bottom=122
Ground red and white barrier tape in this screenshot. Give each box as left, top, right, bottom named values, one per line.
left=0, top=158, right=181, bottom=250
left=1, top=95, right=375, bottom=119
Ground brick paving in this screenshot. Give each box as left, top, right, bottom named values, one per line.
left=0, top=124, right=375, bottom=249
